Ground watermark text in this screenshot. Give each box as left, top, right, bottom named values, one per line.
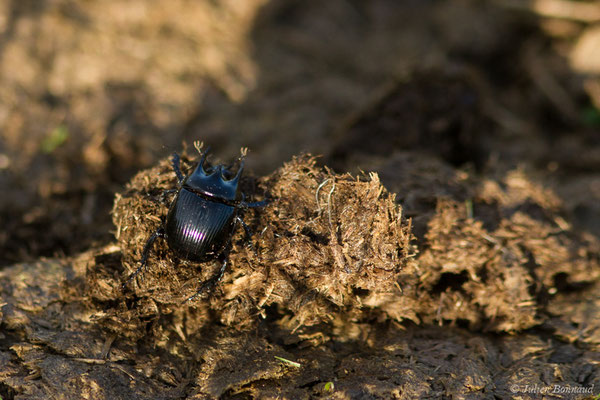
left=510, top=383, right=595, bottom=396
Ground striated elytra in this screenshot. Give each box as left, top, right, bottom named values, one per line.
left=123, top=146, right=267, bottom=302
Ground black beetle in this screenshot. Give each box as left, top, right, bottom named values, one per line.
left=123, top=146, right=267, bottom=301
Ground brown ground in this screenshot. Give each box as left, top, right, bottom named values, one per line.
left=1, top=1, right=600, bottom=399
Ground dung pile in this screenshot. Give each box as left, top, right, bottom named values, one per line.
left=99, top=145, right=599, bottom=340
left=104, top=148, right=417, bottom=338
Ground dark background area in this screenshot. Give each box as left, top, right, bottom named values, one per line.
left=1, top=0, right=598, bottom=266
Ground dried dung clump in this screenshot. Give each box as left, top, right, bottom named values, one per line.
left=343, top=150, right=600, bottom=333
left=257, top=155, right=418, bottom=328
left=106, top=148, right=417, bottom=337
left=414, top=169, right=600, bottom=332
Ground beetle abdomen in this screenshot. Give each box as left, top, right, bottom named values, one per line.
left=165, top=188, right=236, bottom=262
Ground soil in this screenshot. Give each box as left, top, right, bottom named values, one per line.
left=1, top=1, right=600, bottom=399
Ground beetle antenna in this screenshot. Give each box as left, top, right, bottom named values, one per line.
left=193, top=141, right=204, bottom=154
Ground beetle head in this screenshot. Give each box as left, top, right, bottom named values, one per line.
left=184, top=149, right=243, bottom=200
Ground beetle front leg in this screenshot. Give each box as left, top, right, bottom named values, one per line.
left=238, top=193, right=269, bottom=209
left=235, top=215, right=258, bottom=254
left=158, top=188, right=178, bottom=205
left=241, top=199, right=269, bottom=208
left=171, top=153, right=185, bottom=184
left=183, top=253, right=228, bottom=303
left=122, top=227, right=166, bottom=289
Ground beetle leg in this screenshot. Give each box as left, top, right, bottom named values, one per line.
left=122, top=227, right=166, bottom=289
left=240, top=199, right=269, bottom=208
left=171, top=153, right=185, bottom=184
left=159, top=188, right=178, bottom=204
left=238, top=191, right=269, bottom=209
left=184, top=253, right=228, bottom=303
left=235, top=215, right=258, bottom=254
left=144, top=189, right=177, bottom=206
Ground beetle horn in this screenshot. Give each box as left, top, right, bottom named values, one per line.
left=229, top=158, right=244, bottom=183
left=216, top=164, right=225, bottom=178
left=199, top=146, right=211, bottom=173
left=228, top=148, right=246, bottom=183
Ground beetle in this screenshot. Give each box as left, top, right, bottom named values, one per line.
left=123, top=145, right=267, bottom=302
